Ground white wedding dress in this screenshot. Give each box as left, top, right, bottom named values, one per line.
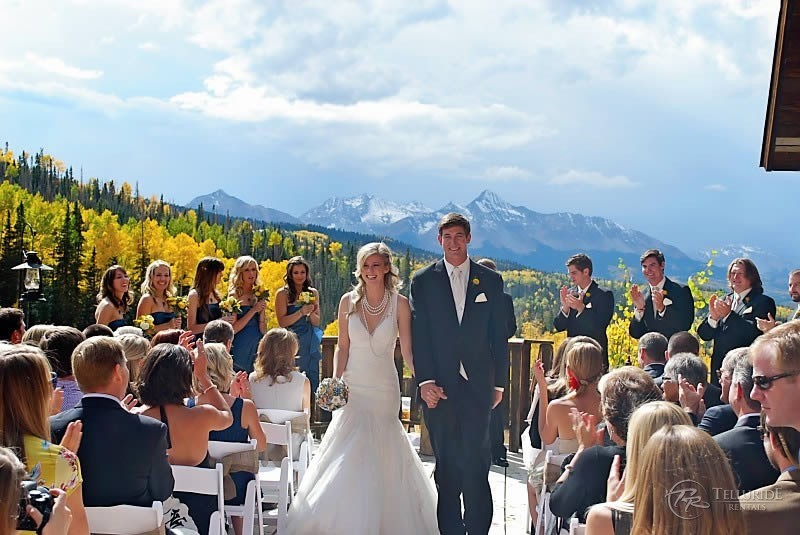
left=285, top=291, right=439, bottom=535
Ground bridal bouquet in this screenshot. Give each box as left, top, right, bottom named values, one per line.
left=166, top=295, right=189, bottom=318
left=316, top=377, right=349, bottom=411
left=133, top=314, right=155, bottom=336
left=219, top=296, right=242, bottom=315
left=297, top=291, right=316, bottom=305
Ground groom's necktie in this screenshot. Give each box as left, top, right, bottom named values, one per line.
left=450, top=267, right=469, bottom=380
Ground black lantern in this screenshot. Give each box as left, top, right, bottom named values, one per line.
left=12, top=251, right=53, bottom=302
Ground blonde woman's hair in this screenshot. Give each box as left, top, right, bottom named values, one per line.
left=254, top=328, right=299, bottom=384
left=565, top=341, right=605, bottom=395
left=21, top=324, right=54, bottom=346
left=350, top=242, right=401, bottom=314
left=141, top=260, right=176, bottom=298
left=631, top=425, right=745, bottom=535
left=228, top=256, right=262, bottom=297
left=201, top=343, right=235, bottom=393
left=0, top=446, right=26, bottom=534
left=0, top=346, right=52, bottom=463
left=618, top=401, right=691, bottom=504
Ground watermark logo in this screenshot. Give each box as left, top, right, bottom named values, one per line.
left=665, top=479, right=710, bottom=519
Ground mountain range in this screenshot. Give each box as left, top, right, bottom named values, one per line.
left=189, top=189, right=709, bottom=280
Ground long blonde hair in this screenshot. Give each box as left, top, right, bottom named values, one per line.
left=141, top=260, right=176, bottom=298
left=200, top=343, right=235, bottom=393
left=0, top=446, right=26, bottom=535
left=0, top=346, right=52, bottom=463
left=631, top=425, right=745, bottom=535
left=618, top=401, right=691, bottom=504
left=350, top=242, right=401, bottom=313
left=228, top=256, right=262, bottom=297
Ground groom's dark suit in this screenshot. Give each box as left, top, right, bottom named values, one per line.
left=411, top=259, right=508, bottom=535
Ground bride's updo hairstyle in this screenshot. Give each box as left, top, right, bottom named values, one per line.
left=565, top=341, right=605, bottom=395
left=350, top=242, right=401, bottom=314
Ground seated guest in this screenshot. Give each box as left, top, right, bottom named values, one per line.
left=22, top=324, right=54, bottom=346
left=0, top=345, right=89, bottom=535
left=636, top=332, right=667, bottom=386
left=82, top=324, right=113, bottom=339
left=665, top=330, right=700, bottom=360
left=204, top=319, right=235, bottom=352
left=630, top=425, right=745, bottom=534
left=662, top=352, right=723, bottom=410
left=114, top=333, right=150, bottom=390
left=136, top=342, right=233, bottom=535
left=549, top=367, right=662, bottom=522
left=50, top=337, right=174, bottom=507
left=40, top=327, right=86, bottom=412
left=739, top=412, right=800, bottom=533
left=150, top=328, right=183, bottom=346
left=0, top=307, right=25, bottom=344
left=198, top=344, right=266, bottom=535
left=714, top=353, right=779, bottom=492
left=698, top=347, right=745, bottom=436
left=585, top=402, right=692, bottom=535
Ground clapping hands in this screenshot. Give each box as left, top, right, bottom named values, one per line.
left=570, top=408, right=604, bottom=450
left=230, top=371, right=252, bottom=399
left=677, top=373, right=706, bottom=417
left=708, top=294, right=732, bottom=321
left=757, top=312, right=779, bottom=333
left=630, top=285, right=646, bottom=310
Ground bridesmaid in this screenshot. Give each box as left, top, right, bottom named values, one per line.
left=228, top=256, right=267, bottom=373
left=95, top=265, right=133, bottom=331
left=137, top=260, right=182, bottom=333
left=275, top=256, right=322, bottom=394
left=187, top=257, right=231, bottom=338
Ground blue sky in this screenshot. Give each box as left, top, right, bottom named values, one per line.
left=1, top=0, right=793, bottom=259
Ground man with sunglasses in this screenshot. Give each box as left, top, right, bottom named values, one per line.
left=750, top=322, right=800, bottom=433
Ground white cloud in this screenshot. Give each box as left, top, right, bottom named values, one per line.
left=23, top=53, right=103, bottom=80
left=550, top=170, right=637, bottom=188
left=705, top=183, right=727, bottom=192
left=138, top=42, right=158, bottom=51
left=482, top=166, right=532, bottom=181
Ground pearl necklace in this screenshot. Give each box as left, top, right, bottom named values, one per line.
left=362, top=289, right=390, bottom=316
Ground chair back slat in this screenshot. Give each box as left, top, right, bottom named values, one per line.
left=85, top=501, right=163, bottom=535
left=260, top=421, right=292, bottom=447
left=208, top=438, right=257, bottom=459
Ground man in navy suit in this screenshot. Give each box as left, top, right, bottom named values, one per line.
left=411, top=213, right=508, bottom=535
left=714, top=355, right=779, bottom=492
left=50, top=336, right=174, bottom=507
left=697, top=347, right=743, bottom=436
left=553, top=253, right=614, bottom=369
left=636, top=332, right=667, bottom=386
left=698, top=258, right=776, bottom=386
left=628, top=249, right=694, bottom=341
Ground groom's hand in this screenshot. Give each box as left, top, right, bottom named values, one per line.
left=492, top=390, right=502, bottom=409
left=421, top=383, right=447, bottom=409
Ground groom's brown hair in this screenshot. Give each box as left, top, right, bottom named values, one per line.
left=438, top=213, right=470, bottom=236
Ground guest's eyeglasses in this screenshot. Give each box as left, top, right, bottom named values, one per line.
left=661, top=376, right=674, bottom=383
left=752, top=371, right=800, bottom=391
left=50, top=371, right=58, bottom=389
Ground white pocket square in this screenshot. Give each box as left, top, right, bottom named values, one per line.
left=585, top=302, right=592, bottom=309
left=742, top=306, right=753, bottom=315
left=475, top=293, right=488, bottom=303
left=662, top=298, right=673, bottom=306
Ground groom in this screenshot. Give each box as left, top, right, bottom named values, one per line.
left=410, top=213, right=508, bottom=535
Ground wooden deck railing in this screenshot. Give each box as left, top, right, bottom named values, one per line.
left=313, top=336, right=554, bottom=453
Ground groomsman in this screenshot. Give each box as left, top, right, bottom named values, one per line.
left=757, top=269, right=800, bottom=333
left=553, top=253, right=614, bottom=368
left=698, top=258, right=775, bottom=386
left=411, top=213, right=508, bottom=535
left=628, top=249, right=694, bottom=340
left=476, top=257, right=517, bottom=468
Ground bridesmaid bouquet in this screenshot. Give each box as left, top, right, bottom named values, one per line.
left=298, top=291, right=316, bottom=305
left=133, top=314, right=155, bottom=336
left=219, top=296, right=242, bottom=315
left=166, top=295, right=189, bottom=318
left=315, top=377, right=349, bottom=411
left=252, top=284, right=270, bottom=301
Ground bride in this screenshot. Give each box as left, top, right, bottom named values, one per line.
left=286, top=242, right=438, bottom=534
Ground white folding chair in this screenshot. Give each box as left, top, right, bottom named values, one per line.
left=257, top=408, right=311, bottom=485
left=534, top=450, right=569, bottom=535
left=86, top=501, right=163, bottom=535
left=208, top=439, right=263, bottom=535
left=258, top=421, right=294, bottom=534
left=171, top=463, right=225, bottom=535
left=569, top=517, right=587, bottom=535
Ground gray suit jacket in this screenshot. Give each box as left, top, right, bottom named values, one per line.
left=740, top=469, right=800, bottom=534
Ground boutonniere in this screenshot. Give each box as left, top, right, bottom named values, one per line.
left=661, top=289, right=668, bottom=296
left=744, top=296, right=751, bottom=304
left=472, top=277, right=480, bottom=286
left=584, top=291, right=591, bottom=298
